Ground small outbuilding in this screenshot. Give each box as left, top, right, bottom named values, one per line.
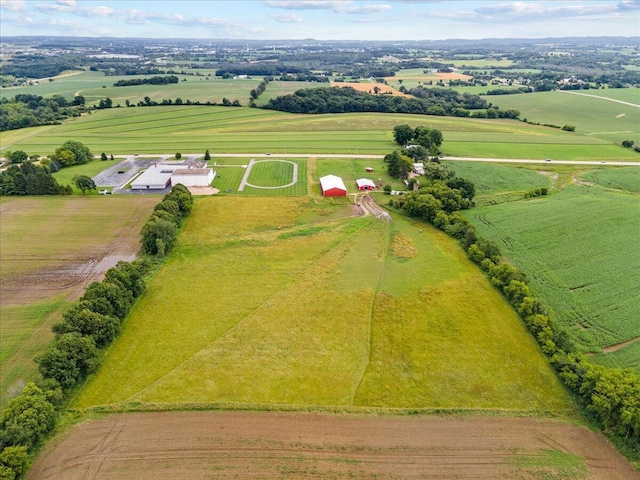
left=413, top=163, right=425, bottom=175
left=365, top=167, right=374, bottom=173
left=319, top=174, right=347, bottom=196
left=171, top=168, right=215, bottom=187
left=356, top=178, right=376, bottom=191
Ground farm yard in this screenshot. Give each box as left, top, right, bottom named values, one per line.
left=0, top=196, right=158, bottom=407
left=2, top=32, right=640, bottom=480
left=28, top=412, right=638, bottom=480
left=73, top=196, right=572, bottom=412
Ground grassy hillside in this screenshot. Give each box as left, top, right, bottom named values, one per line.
left=3, top=106, right=638, bottom=161
left=482, top=90, right=640, bottom=146
left=0, top=70, right=259, bottom=106
left=73, top=196, right=573, bottom=413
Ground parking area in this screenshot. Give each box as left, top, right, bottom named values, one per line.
left=93, top=155, right=202, bottom=194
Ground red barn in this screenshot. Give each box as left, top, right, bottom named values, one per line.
left=356, top=178, right=376, bottom=191
left=319, top=175, right=347, bottom=196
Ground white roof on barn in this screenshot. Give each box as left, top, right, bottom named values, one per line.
left=131, top=164, right=179, bottom=189
left=319, top=174, right=347, bottom=192
left=356, top=178, right=376, bottom=188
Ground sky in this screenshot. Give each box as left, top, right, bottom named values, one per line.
left=0, top=0, right=639, bottom=41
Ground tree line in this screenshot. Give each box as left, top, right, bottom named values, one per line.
left=0, top=184, right=194, bottom=479
left=0, top=94, right=87, bottom=132
left=113, top=75, right=179, bottom=87
left=262, top=86, right=517, bottom=119
left=384, top=133, right=639, bottom=454
left=0, top=161, right=71, bottom=196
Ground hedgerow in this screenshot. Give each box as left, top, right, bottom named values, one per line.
left=386, top=150, right=640, bottom=452
left=0, top=184, right=194, bottom=479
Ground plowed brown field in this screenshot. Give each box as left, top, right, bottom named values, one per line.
left=29, top=412, right=639, bottom=479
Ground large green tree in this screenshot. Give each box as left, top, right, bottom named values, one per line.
left=393, top=124, right=414, bottom=146
left=36, top=333, right=99, bottom=390
left=8, top=150, right=28, bottom=164
left=0, top=383, right=56, bottom=448
left=72, top=175, right=96, bottom=195
left=384, top=150, right=413, bottom=180
left=53, top=140, right=92, bottom=167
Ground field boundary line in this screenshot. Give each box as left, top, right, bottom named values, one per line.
left=351, top=220, right=392, bottom=404
left=557, top=90, right=640, bottom=108
left=121, top=216, right=376, bottom=403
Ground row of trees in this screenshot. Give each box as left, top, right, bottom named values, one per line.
left=0, top=184, right=195, bottom=479
left=113, top=75, right=179, bottom=87
left=249, top=77, right=271, bottom=101
left=386, top=151, right=640, bottom=450
left=0, top=258, right=152, bottom=479
left=0, top=161, right=71, bottom=196
left=141, top=184, right=194, bottom=257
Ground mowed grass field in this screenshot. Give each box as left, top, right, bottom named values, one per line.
left=484, top=90, right=640, bottom=146
left=210, top=157, right=307, bottom=195
left=0, top=196, right=158, bottom=406
left=3, top=105, right=638, bottom=161
left=73, top=196, right=573, bottom=413
left=465, top=180, right=640, bottom=373
left=0, top=70, right=259, bottom=106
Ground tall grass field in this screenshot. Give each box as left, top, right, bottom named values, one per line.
left=73, top=197, right=573, bottom=413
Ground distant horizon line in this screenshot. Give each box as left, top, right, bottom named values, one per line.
left=2, top=34, right=639, bottom=43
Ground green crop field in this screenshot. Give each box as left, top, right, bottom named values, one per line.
left=442, top=161, right=552, bottom=204
left=482, top=90, right=640, bottom=145
left=0, top=196, right=158, bottom=406
left=0, top=70, right=259, bottom=106
left=578, top=166, right=640, bottom=192
left=73, top=196, right=573, bottom=413
left=3, top=105, right=637, bottom=161
left=465, top=183, right=640, bottom=373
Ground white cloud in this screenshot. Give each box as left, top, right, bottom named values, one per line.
left=264, top=0, right=391, bottom=15
left=0, top=0, right=28, bottom=12
left=264, top=1, right=345, bottom=10
left=271, top=13, right=304, bottom=23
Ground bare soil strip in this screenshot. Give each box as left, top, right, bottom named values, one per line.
left=28, top=412, right=638, bottom=480
left=603, top=335, right=640, bottom=353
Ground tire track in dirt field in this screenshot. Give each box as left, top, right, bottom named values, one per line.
left=28, top=412, right=639, bottom=480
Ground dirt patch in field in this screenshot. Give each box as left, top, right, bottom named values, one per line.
left=29, top=412, right=637, bottom=480
left=333, top=82, right=410, bottom=96
left=603, top=335, right=640, bottom=353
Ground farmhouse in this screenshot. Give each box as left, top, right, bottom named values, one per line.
left=131, top=164, right=178, bottom=190
left=356, top=178, right=376, bottom=191
left=413, top=163, right=425, bottom=175
left=171, top=168, right=215, bottom=187
left=319, top=174, right=347, bottom=196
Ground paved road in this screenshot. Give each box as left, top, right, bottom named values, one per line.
left=206, top=153, right=640, bottom=167
left=2, top=152, right=638, bottom=167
